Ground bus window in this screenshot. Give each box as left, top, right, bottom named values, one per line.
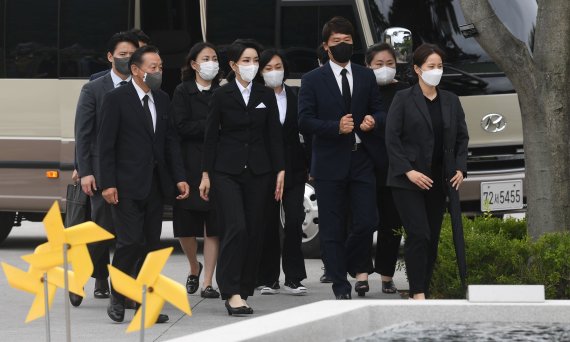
left=59, top=0, right=132, bottom=78
left=0, top=0, right=5, bottom=77
left=5, top=0, right=58, bottom=78
left=280, top=4, right=365, bottom=77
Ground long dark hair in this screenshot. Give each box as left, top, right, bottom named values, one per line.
left=254, top=49, right=289, bottom=84
left=225, top=38, right=263, bottom=82
left=180, top=42, right=222, bottom=83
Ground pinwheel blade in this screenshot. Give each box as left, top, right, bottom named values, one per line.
left=42, top=202, right=66, bottom=246
left=25, top=283, right=56, bottom=323
left=65, top=222, right=114, bottom=245
left=21, top=250, right=63, bottom=271
left=137, top=247, right=173, bottom=286
left=108, top=265, right=143, bottom=303
left=47, top=267, right=85, bottom=297
left=154, top=275, right=192, bottom=315
left=68, top=244, right=93, bottom=288
left=126, top=294, right=164, bottom=333
left=1, top=262, right=38, bottom=293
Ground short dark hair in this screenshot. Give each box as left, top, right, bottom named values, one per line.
left=365, top=43, right=397, bottom=65
left=322, top=16, right=355, bottom=43
left=129, top=45, right=160, bottom=71
left=412, top=43, right=446, bottom=67
left=316, top=44, right=329, bottom=65
left=255, top=49, right=290, bottom=83
left=106, top=32, right=139, bottom=54
left=129, top=28, right=152, bottom=45
left=181, top=42, right=222, bottom=83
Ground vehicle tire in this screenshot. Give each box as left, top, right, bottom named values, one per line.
left=280, top=183, right=321, bottom=259
left=0, top=212, right=16, bottom=244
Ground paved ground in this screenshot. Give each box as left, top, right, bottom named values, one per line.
left=0, top=221, right=408, bottom=341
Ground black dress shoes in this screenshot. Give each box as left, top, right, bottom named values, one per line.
left=336, top=293, right=352, bottom=300
left=224, top=300, right=253, bottom=316
left=320, top=267, right=333, bottom=283
left=355, top=280, right=370, bottom=297
left=94, top=278, right=110, bottom=299
left=107, top=295, right=125, bottom=322
left=201, top=286, right=220, bottom=298
left=69, top=291, right=83, bottom=307
left=134, top=303, right=169, bottom=323
left=186, top=262, right=203, bottom=294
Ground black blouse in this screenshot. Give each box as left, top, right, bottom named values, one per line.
left=424, top=93, right=444, bottom=165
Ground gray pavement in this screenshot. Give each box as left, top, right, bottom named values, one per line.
left=0, top=221, right=408, bottom=341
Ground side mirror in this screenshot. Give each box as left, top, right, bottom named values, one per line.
left=382, top=27, right=413, bottom=64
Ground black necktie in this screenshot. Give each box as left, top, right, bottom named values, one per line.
left=142, top=95, right=154, bottom=133
left=119, top=81, right=127, bottom=86
left=341, top=68, right=351, bottom=112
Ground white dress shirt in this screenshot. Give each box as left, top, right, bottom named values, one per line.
left=235, top=79, right=252, bottom=105
left=275, top=87, right=287, bottom=125
left=110, top=69, right=131, bottom=88
left=196, top=82, right=211, bottom=92
left=329, top=61, right=361, bottom=143
left=132, top=80, right=157, bottom=132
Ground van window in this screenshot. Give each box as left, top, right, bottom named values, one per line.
left=0, top=0, right=5, bottom=77
left=59, top=0, right=132, bottom=78
left=4, top=0, right=58, bottom=78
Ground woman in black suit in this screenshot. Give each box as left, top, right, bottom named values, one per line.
left=200, top=39, right=285, bottom=315
left=255, top=50, right=308, bottom=295
left=170, top=42, right=221, bottom=299
left=385, top=43, right=469, bottom=300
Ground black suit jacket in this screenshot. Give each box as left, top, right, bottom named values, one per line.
left=98, top=81, right=186, bottom=200
left=281, top=85, right=308, bottom=188
left=203, top=80, right=285, bottom=175
left=74, top=73, right=114, bottom=179
left=298, top=62, right=385, bottom=180
left=385, top=84, right=469, bottom=190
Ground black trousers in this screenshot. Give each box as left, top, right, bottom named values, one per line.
left=213, top=168, right=271, bottom=300
left=374, top=186, right=402, bottom=277
left=392, top=173, right=445, bottom=296
left=314, top=148, right=378, bottom=296
left=110, top=172, right=163, bottom=299
left=257, top=181, right=307, bottom=285
left=87, top=190, right=114, bottom=279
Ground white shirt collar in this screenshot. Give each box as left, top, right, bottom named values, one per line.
left=196, top=82, right=211, bottom=92
left=110, top=69, right=131, bottom=88
left=276, top=86, right=286, bottom=98
left=132, top=80, right=154, bottom=103
left=235, top=79, right=252, bottom=95
left=329, top=60, right=352, bottom=77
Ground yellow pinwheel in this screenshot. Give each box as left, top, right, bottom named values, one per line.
left=21, top=201, right=114, bottom=291
left=108, top=247, right=192, bottom=332
left=2, top=245, right=85, bottom=322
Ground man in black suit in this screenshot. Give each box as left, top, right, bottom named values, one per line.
left=298, top=17, right=384, bottom=299
left=98, top=45, right=189, bottom=323
left=73, top=32, right=139, bottom=305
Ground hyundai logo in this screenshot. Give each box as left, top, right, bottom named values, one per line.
left=481, top=113, right=506, bottom=133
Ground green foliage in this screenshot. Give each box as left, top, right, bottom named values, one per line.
left=429, top=214, right=570, bottom=299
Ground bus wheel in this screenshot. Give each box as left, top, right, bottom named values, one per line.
left=0, top=212, right=16, bottom=244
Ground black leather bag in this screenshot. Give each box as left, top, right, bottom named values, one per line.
left=65, top=183, right=90, bottom=227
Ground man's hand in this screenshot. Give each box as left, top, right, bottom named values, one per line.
left=450, top=170, right=464, bottom=190
left=405, top=170, right=433, bottom=190
left=275, top=170, right=285, bottom=201
left=176, top=182, right=190, bottom=200
left=339, top=114, right=354, bottom=134
left=72, top=169, right=79, bottom=183
left=199, top=173, right=210, bottom=201
left=102, top=188, right=118, bottom=204
left=360, top=115, right=375, bottom=132
left=81, top=175, right=97, bottom=196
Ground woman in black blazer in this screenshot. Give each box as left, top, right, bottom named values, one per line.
left=255, top=50, right=309, bottom=296
left=385, top=43, right=469, bottom=300
left=200, top=39, right=285, bottom=315
left=170, top=42, right=221, bottom=299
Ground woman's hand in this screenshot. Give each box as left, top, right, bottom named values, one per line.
left=199, top=172, right=210, bottom=201
left=450, top=170, right=464, bottom=190
left=275, top=170, right=285, bottom=201
left=406, top=170, right=433, bottom=190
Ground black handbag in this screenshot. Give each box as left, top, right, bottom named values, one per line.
left=65, top=183, right=90, bottom=227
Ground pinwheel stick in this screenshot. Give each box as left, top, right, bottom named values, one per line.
left=42, top=272, right=51, bottom=342
left=141, top=284, right=147, bottom=342
left=63, top=244, right=71, bottom=342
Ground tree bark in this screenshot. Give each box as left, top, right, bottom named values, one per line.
left=459, top=0, right=570, bottom=238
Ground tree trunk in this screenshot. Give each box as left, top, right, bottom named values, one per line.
left=459, top=0, right=570, bottom=238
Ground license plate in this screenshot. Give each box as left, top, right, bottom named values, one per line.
left=480, top=180, right=523, bottom=212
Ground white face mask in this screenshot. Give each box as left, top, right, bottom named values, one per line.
left=373, top=66, right=396, bottom=85
left=237, top=63, right=259, bottom=83
left=420, top=68, right=443, bottom=86
left=197, top=61, right=219, bottom=81
left=262, top=70, right=284, bottom=88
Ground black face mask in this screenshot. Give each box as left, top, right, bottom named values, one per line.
left=329, top=42, right=353, bottom=63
